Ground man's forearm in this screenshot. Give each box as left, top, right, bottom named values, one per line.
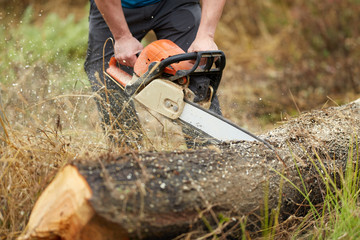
left=94, top=0, right=131, bottom=40
left=197, top=0, right=226, bottom=39
left=94, top=0, right=143, bottom=66
left=187, top=0, right=226, bottom=52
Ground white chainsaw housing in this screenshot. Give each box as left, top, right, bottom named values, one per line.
left=135, top=79, right=185, bottom=120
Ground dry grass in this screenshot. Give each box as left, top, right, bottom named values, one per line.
left=0, top=91, right=111, bottom=239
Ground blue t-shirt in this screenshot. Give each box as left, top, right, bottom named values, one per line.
left=122, top=0, right=161, bottom=8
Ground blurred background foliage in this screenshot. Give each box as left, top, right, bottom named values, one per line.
left=216, top=0, right=360, bottom=128
left=0, top=0, right=359, bottom=131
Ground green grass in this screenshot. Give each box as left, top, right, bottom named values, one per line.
left=260, top=176, right=284, bottom=240
left=323, top=137, right=360, bottom=239
left=272, top=137, right=360, bottom=239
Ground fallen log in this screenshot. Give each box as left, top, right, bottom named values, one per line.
left=19, top=99, right=360, bottom=240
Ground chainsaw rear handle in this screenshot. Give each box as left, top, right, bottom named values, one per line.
left=105, top=56, right=133, bottom=88
left=105, top=52, right=142, bottom=88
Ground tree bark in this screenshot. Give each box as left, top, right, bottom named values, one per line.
left=19, top=99, right=360, bottom=240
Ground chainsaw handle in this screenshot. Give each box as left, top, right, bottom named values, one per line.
left=157, top=51, right=226, bottom=80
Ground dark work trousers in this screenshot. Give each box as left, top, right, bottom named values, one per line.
left=84, top=0, right=221, bottom=148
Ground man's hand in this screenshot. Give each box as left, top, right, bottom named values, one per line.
left=188, top=35, right=218, bottom=53
left=114, top=36, right=143, bottom=67
left=94, top=0, right=143, bottom=67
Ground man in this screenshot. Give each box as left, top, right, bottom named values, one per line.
left=84, top=0, right=226, bottom=148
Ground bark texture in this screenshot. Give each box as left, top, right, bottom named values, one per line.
left=19, top=99, right=360, bottom=239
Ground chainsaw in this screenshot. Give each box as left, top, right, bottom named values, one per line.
left=105, top=39, right=271, bottom=148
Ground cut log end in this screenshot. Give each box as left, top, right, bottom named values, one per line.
left=19, top=165, right=95, bottom=240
